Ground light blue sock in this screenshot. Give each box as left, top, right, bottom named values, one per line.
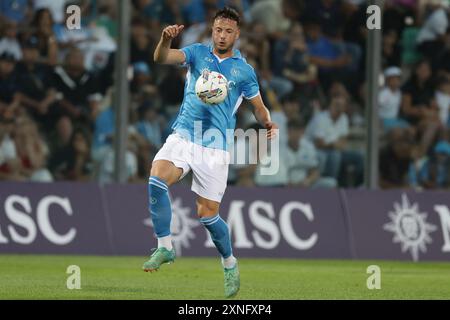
left=148, top=176, right=172, bottom=238
left=200, top=214, right=232, bottom=259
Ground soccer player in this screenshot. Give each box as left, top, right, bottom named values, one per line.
left=143, top=7, right=278, bottom=298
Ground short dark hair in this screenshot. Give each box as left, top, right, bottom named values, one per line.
left=214, top=6, right=240, bottom=26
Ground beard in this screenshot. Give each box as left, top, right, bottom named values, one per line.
left=215, top=41, right=234, bottom=54
left=217, top=47, right=229, bottom=54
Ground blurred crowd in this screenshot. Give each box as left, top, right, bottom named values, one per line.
left=0, top=0, right=449, bottom=190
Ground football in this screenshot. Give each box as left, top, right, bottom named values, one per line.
left=195, top=70, right=228, bottom=105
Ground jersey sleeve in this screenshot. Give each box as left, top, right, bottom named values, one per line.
left=180, top=43, right=201, bottom=67
left=242, top=66, right=260, bottom=99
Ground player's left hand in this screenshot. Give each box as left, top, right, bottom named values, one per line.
left=265, top=121, right=278, bottom=140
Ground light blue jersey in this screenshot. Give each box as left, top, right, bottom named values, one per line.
left=172, top=43, right=260, bottom=151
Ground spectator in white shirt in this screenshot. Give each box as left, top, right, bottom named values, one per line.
left=378, top=66, right=409, bottom=130
left=306, top=94, right=364, bottom=186
left=435, top=76, right=450, bottom=127
left=284, top=118, right=336, bottom=188
left=0, top=20, right=22, bottom=61
left=244, top=122, right=289, bottom=187
left=416, top=1, right=449, bottom=67
left=0, top=118, right=23, bottom=180
left=270, top=93, right=304, bottom=148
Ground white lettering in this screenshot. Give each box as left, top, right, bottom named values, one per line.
left=435, top=205, right=450, bottom=252
left=366, top=265, right=381, bottom=289
left=279, top=202, right=318, bottom=250
left=37, top=196, right=76, bottom=245
left=66, top=5, right=81, bottom=30
left=66, top=265, right=81, bottom=289
left=5, top=195, right=36, bottom=244
left=249, top=201, right=280, bottom=249
left=366, top=5, right=382, bottom=30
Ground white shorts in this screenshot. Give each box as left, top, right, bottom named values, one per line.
left=153, top=132, right=230, bottom=202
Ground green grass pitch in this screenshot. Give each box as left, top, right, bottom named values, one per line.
left=0, top=254, right=449, bottom=299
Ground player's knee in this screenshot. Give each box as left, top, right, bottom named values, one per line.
left=196, top=199, right=220, bottom=218
left=150, top=164, right=171, bottom=186
left=150, top=161, right=183, bottom=186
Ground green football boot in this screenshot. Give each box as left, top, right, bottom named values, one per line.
left=224, top=263, right=240, bottom=298
left=142, top=247, right=175, bottom=272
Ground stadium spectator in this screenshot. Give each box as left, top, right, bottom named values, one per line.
left=48, top=115, right=74, bottom=160
left=135, top=100, right=163, bottom=150
left=30, top=8, right=58, bottom=65
left=33, top=0, right=68, bottom=24
left=417, top=140, right=450, bottom=189
left=306, top=94, right=363, bottom=187
left=416, top=0, right=449, bottom=69
left=51, top=47, right=102, bottom=130
left=0, top=118, right=23, bottom=180
left=0, top=19, right=22, bottom=61
left=15, top=36, right=58, bottom=134
left=132, top=100, right=163, bottom=178
left=130, top=17, right=156, bottom=67
left=246, top=23, right=271, bottom=76
left=272, top=22, right=316, bottom=98
left=327, top=81, right=363, bottom=128
left=13, top=116, right=53, bottom=182
left=270, top=96, right=293, bottom=148
left=434, top=75, right=450, bottom=127
left=239, top=22, right=291, bottom=100
left=0, top=52, right=20, bottom=120
left=97, top=134, right=139, bottom=184
left=48, top=127, right=93, bottom=181
left=249, top=0, right=291, bottom=39
left=401, top=59, right=440, bottom=157
left=303, top=16, right=353, bottom=91
left=378, top=66, right=409, bottom=131
left=130, top=61, right=157, bottom=101
left=379, top=128, right=417, bottom=189
left=382, top=29, right=402, bottom=69
left=284, top=118, right=337, bottom=188
left=237, top=122, right=284, bottom=187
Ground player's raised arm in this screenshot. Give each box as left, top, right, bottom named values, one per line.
left=248, top=94, right=278, bottom=140
left=153, top=24, right=186, bottom=64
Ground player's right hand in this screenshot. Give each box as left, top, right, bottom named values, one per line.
left=162, top=24, right=184, bottom=41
